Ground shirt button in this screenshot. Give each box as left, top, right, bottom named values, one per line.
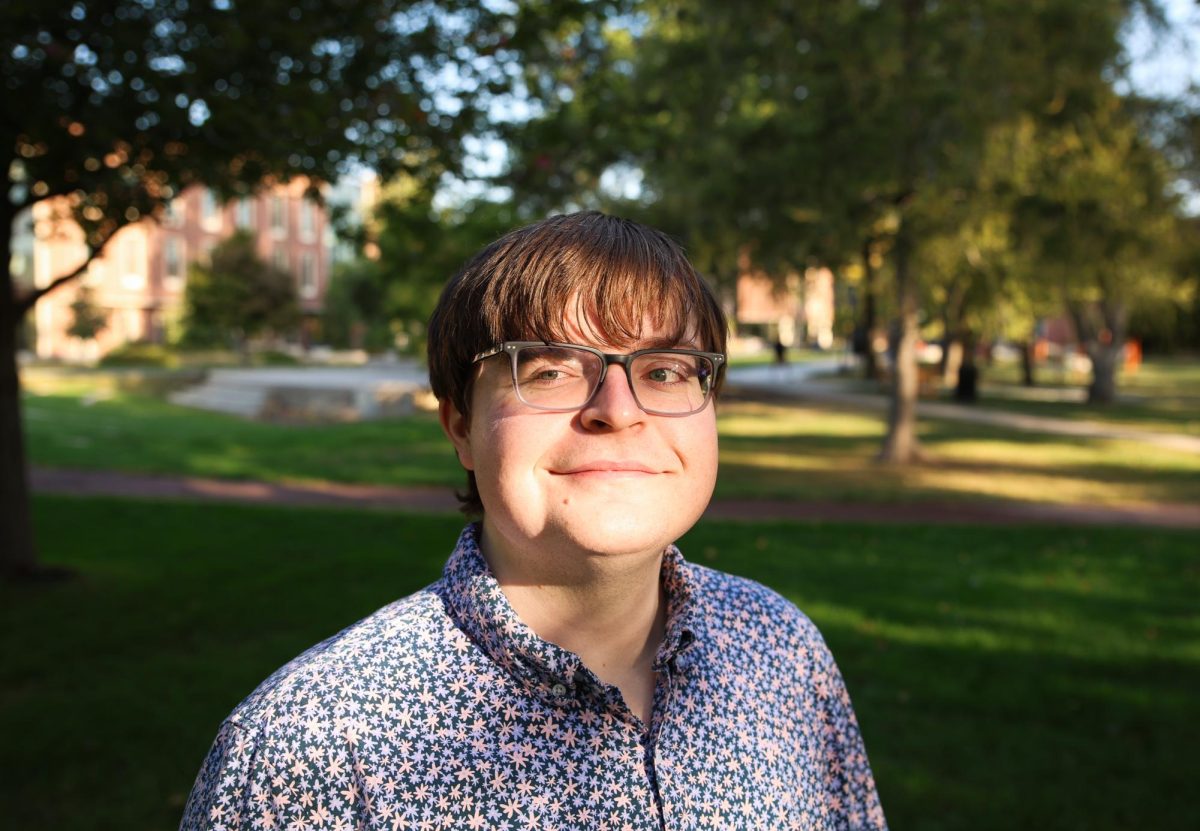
left=551, top=683, right=568, bottom=697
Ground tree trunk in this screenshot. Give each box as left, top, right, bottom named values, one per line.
left=1086, top=343, right=1122, bottom=404
left=939, top=279, right=966, bottom=388
left=860, top=237, right=880, bottom=381
left=880, top=0, right=923, bottom=464
left=1019, top=339, right=1036, bottom=387
left=1067, top=298, right=1126, bottom=406
left=954, top=330, right=979, bottom=403
left=880, top=216, right=922, bottom=462
left=1, top=212, right=40, bottom=579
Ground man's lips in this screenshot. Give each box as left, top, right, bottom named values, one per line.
left=551, top=461, right=663, bottom=475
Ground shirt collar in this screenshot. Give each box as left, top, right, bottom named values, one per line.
left=440, top=523, right=699, bottom=699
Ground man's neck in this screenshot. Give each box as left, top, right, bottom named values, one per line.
left=479, top=522, right=667, bottom=726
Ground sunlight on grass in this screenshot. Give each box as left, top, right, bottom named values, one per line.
left=22, top=383, right=1200, bottom=507
left=715, top=401, right=1200, bottom=505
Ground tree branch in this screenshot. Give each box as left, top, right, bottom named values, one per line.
left=14, top=225, right=118, bottom=317
left=14, top=257, right=93, bottom=316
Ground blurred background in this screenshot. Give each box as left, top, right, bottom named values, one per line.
left=2, top=1, right=1198, bottom=829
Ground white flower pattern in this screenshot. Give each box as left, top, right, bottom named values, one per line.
left=181, top=523, right=886, bottom=830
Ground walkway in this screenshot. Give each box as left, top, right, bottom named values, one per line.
left=31, top=467, right=1200, bottom=529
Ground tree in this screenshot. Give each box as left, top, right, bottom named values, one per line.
left=181, top=231, right=299, bottom=352
left=505, top=0, right=1167, bottom=458
left=327, top=179, right=520, bottom=353
left=1012, top=98, right=1181, bottom=403
left=66, top=285, right=107, bottom=342
left=1, top=0, right=617, bottom=577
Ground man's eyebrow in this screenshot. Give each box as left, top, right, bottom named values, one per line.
left=637, top=336, right=697, bottom=350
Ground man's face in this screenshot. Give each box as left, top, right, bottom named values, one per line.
left=441, top=316, right=719, bottom=564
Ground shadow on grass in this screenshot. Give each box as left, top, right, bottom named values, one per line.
left=680, top=520, right=1200, bottom=830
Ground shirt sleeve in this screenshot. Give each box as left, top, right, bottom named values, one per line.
left=179, top=717, right=365, bottom=830
left=808, top=631, right=889, bottom=831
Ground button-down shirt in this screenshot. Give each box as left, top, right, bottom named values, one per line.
left=181, top=524, right=887, bottom=830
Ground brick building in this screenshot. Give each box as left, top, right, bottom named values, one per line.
left=21, top=179, right=339, bottom=360
left=735, top=267, right=836, bottom=350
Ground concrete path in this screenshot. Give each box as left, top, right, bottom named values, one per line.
left=31, top=467, right=1200, bottom=529
left=725, top=361, right=1200, bottom=454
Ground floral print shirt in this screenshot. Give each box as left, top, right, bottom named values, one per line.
left=181, top=524, right=886, bottom=830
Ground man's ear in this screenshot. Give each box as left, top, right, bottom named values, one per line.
left=438, top=398, right=474, bottom=471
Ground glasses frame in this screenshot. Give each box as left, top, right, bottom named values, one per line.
left=472, top=340, right=727, bottom=417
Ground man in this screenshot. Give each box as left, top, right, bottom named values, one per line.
left=181, top=212, right=887, bottom=829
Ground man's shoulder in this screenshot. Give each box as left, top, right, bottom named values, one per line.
left=683, top=561, right=826, bottom=648
left=226, top=584, right=452, bottom=732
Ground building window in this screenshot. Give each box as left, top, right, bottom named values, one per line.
left=84, top=256, right=108, bottom=287
left=120, top=233, right=146, bottom=289
left=273, top=244, right=289, bottom=272
left=299, top=252, right=317, bottom=299
left=236, top=197, right=256, bottom=230
left=299, top=199, right=317, bottom=241
left=201, top=189, right=222, bottom=232
left=163, top=199, right=183, bottom=226
left=270, top=196, right=287, bottom=236
left=163, top=237, right=185, bottom=288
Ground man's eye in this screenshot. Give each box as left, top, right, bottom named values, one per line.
left=645, top=365, right=689, bottom=384
left=521, top=363, right=579, bottom=384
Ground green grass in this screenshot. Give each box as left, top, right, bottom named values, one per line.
left=24, top=391, right=1200, bottom=507
left=965, top=356, right=1200, bottom=436
left=728, top=348, right=842, bottom=367
left=23, top=391, right=462, bottom=488
left=809, top=356, right=1200, bottom=436
left=3, top=497, right=1197, bottom=830
left=715, top=400, right=1200, bottom=506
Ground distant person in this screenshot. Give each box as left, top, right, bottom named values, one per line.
left=773, top=336, right=788, bottom=365
left=180, top=212, right=887, bottom=829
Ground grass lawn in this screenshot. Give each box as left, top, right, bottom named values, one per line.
left=716, top=400, right=1200, bottom=506
left=2, top=497, right=1196, bottom=830
left=23, top=391, right=1200, bottom=507
left=959, top=356, right=1200, bottom=436
left=807, top=356, right=1200, bottom=436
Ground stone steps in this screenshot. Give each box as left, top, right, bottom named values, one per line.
left=167, top=368, right=430, bottom=422
left=169, top=381, right=269, bottom=418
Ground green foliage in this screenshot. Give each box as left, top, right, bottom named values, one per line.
left=322, top=260, right=393, bottom=352
left=1, top=0, right=573, bottom=257
left=180, top=231, right=299, bottom=349
left=327, top=182, right=519, bottom=353
left=65, top=286, right=107, bottom=342
left=96, top=343, right=179, bottom=368
left=502, top=0, right=1191, bottom=410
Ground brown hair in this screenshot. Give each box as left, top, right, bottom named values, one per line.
left=427, top=211, right=727, bottom=514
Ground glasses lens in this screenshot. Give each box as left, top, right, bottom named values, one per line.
left=630, top=352, right=715, bottom=414
left=513, top=345, right=603, bottom=410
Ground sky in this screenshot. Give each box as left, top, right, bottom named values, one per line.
left=1125, top=0, right=1198, bottom=98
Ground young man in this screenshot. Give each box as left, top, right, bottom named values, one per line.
left=181, top=212, right=886, bottom=829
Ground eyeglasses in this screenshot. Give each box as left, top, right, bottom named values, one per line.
left=472, top=341, right=726, bottom=416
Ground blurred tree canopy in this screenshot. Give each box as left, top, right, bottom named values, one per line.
left=500, top=0, right=1190, bottom=451
left=66, top=285, right=107, bottom=342
left=181, top=231, right=299, bottom=352
left=1, top=0, right=621, bottom=575
left=325, top=179, right=517, bottom=352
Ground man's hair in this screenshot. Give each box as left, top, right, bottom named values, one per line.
left=427, top=211, right=728, bottom=514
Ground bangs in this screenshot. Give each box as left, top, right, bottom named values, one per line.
left=479, top=214, right=724, bottom=353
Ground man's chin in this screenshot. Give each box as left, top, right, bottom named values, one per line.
left=547, top=508, right=702, bottom=560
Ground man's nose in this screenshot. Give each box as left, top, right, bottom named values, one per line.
left=579, top=364, right=645, bottom=430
